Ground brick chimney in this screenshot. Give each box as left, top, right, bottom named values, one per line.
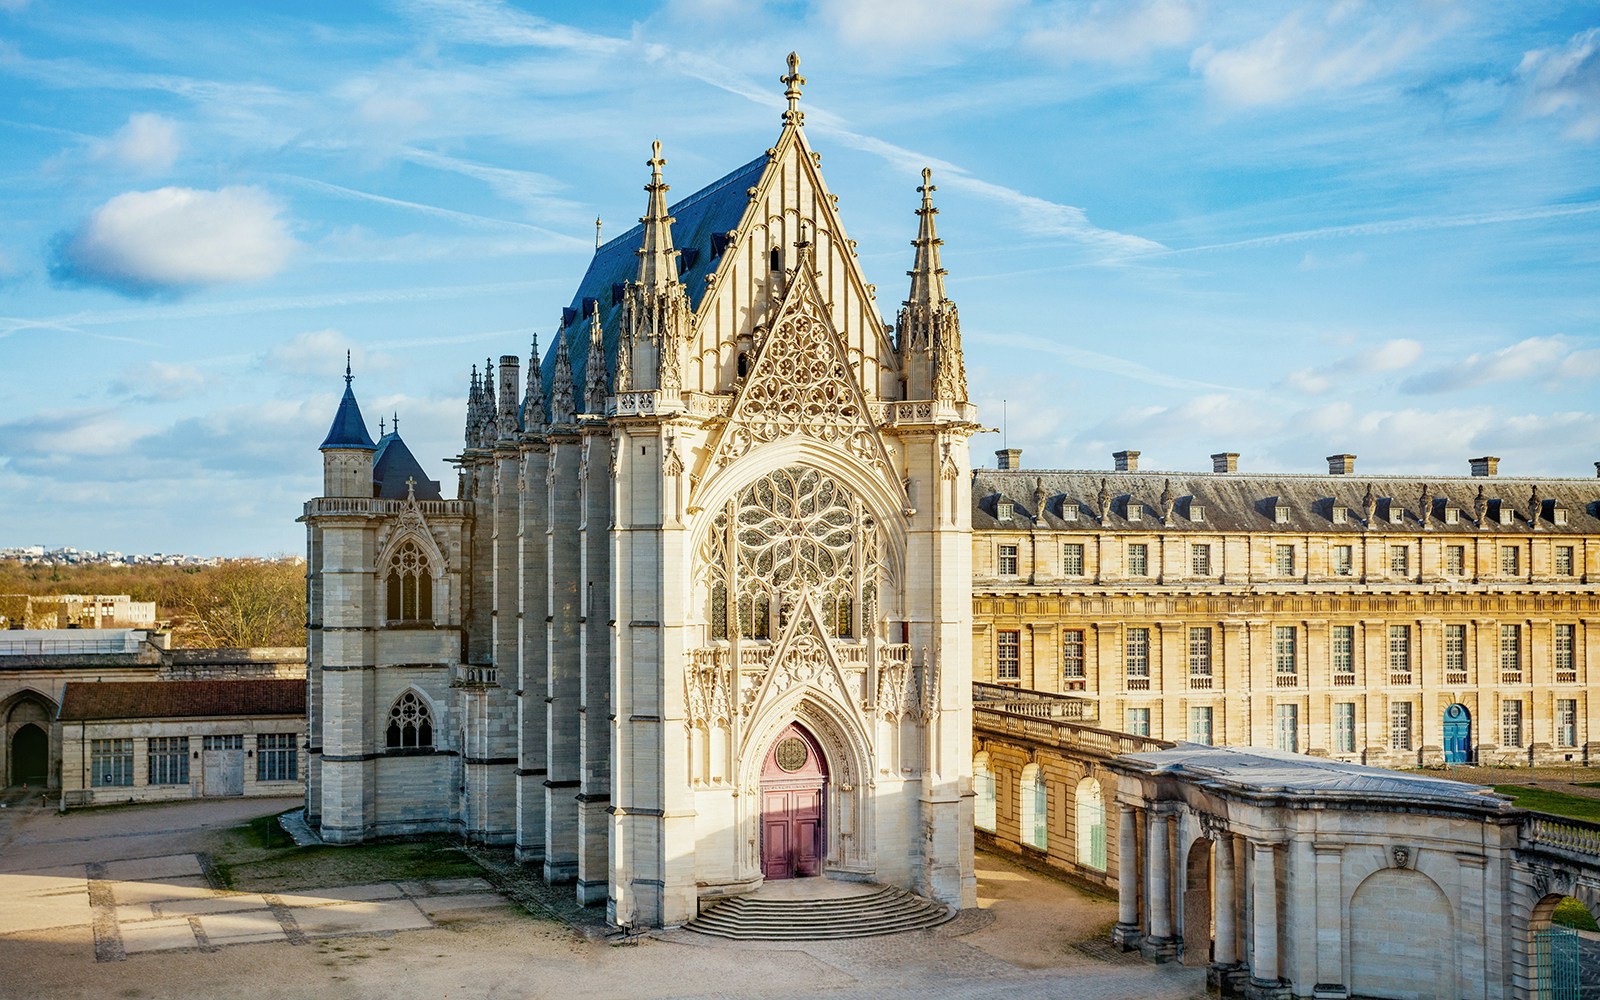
left=1327, top=454, right=1357, bottom=475
left=996, top=448, right=1022, bottom=470
left=1470, top=456, right=1500, bottom=477
left=1211, top=452, right=1238, bottom=473
left=1113, top=450, right=1140, bottom=472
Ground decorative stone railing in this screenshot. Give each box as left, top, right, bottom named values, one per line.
left=304, top=498, right=468, bottom=517
left=1524, top=815, right=1600, bottom=858
left=452, top=664, right=498, bottom=688
left=879, top=400, right=980, bottom=426
left=688, top=641, right=911, bottom=673
left=972, top=681, right=1097, bottom=722
left=973, top=708, right=1171, bottom=759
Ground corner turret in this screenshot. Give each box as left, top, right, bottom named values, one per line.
left=619, top=140, right=690, bottom=396
left=320, top=353, right=378, bottom=498
left=897, top=168, right=967, bottom=402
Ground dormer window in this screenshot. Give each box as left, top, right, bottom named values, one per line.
left=1190, top=504, right=1205, bottom=523
left=1127, top=503, right=1142, bottom=523
left=1274, top=504, right=1291, bottom=524
left=1332, top=505, right=1348, bottom=525
left=1553, top=507, right=1568, bottom=526
left=1444, top=507, right=1460, bottom=525
left=1389, top=505, right=1404, bottom=525
left=1061, top=502, right=1079, bottom=522
left=996, top=500, right=1014, bottom=521
left=1499, top=507, right=1514, bottom=526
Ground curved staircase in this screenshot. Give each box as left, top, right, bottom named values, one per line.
left=684, top=883, right=955, bottom=940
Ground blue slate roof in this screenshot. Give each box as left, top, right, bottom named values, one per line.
left=540, top=154, right=768, bottom=417
left=372, top=432, right=442, bottom=500
left=320, top=382, right=377, bottom=450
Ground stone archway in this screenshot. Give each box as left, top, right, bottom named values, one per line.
left=760, top=722, right=828, bottom=880
left=1183, top=838, right=1213, bottom=967
left=3, top=691, right=57, bottom=789
left=1349, top=868, right=1455, bottom=1000
left=10, top=723, right=47, bottom=786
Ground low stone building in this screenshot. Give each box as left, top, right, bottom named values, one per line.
left=56, top=679, right=306, bottom=806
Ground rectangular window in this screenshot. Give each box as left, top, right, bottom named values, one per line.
left=996, top=630, right=1021, bottom=681
left=1388, top=625, right=1411, bottom=679
left=1127, top=543, right=1148, bottom=576
left=1188, top=627, right=1213, bottom=677
left=257, top=733, right=298, bottom=782
left=1333, top=544, right=1353, bottom=576
left=147, top=737, right=189, bottom=786
left=1501, top=545, right=1520, bottom=576
left=1333, top=702, right=1356, bottom=753
left=1558, top=699, right=1579, bottom=748
left=1275, top=544, right=1296, bottom=576
left=1275, top=704, right=1299, bottom=753
left=1445, top=624, right=1467, bottom=680
left=1274, top=625, right=1297, bottom=674
left=1126, top=708, right=1151, bottom=737
left=1445, top=545, right=1465, bottom=577
left=1062, top=542, right=1085, bottom=576
left=1556, top=623, right=1576, bottom=681
left=1389, top=545, right=1409, bottom=576
left=997, top=544, right=1018, bottom=576
left=1390, top=701, right=1413, bottom=751
left=1500, top=624, right=1521, bottom=678
left=1332, top=625, right=1355, bottom=679
left=91, top=739, right=134, bottom=788
left=1191, top=543, right=1212, bottom=575
left=1062, top=629, right=1085, bottom=683
left=203, top=734, right=243, bottom=751
left=1501, top=699, right=1523, bottom=747
left=1189, top=706, right=1214, bottom=746
left=1556, top=546, right=1575, bottom=576
left=1125, top=627, right=1150, bottom=680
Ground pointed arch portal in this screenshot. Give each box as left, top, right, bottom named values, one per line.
left=760, top=722, right=828, bottom=880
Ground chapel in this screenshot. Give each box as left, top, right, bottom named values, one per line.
left=302, top=54, right=980, bottom=928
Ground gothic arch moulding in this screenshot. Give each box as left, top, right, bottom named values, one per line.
left=739, top=691, right=870, bottom=796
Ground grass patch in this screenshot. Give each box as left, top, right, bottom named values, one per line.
left=210, top=812, right=483, bottom=892
left=1494, top=785, right=1600, bottom=823
left=1554, top=896, right=1600, bottom=932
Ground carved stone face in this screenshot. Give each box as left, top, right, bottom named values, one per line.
left=1392, top=846, right=1410, bottom=869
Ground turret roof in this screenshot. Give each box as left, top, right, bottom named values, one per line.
left=372, top=431, right=442, bottom=501
left=319, top=364, right=377, bottom=451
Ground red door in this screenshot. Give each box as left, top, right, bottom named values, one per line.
left=760, top=724, right=827, bottom=880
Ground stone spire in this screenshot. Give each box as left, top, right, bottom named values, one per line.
left=620, top=140, right=689, bottom=395
left=522, top=334, right=545, bottom=429
left=637, top=141, right=679, bottom=291
left=781, top=51, right=805, bottom=126
left=550, top=321, right=576, bottom=425
left=464, top=364, right=482, bottom=447
left=584, top=300, right=608, bottom=414
left=478, top=357, right=497, bottom=446
left=897, top=168, right=967, bottom=402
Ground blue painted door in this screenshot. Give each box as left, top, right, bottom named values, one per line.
left=1442, top=704, right=1471, bottom=764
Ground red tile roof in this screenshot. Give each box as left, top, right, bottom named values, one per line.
left=58, top=679, right=305, bottom=721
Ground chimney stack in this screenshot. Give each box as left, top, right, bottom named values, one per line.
left=1327, top=454, right=1357, bottom=475
left=1470, top=456, right=1500, bottom=477
left=1113, top=450, right=1140, bottom=472
left=1211, top=452, right=1238, bottom=474
left=996, top=448, right=1022, bottom=470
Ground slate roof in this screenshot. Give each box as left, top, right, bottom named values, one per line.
left=972, top=469, right=1600, bottom=535
left=372, top=432, right=442, bottom=501
left=535, top=154, right=769, bottom=419
left=319, top=382, right=377, bottom=451
left=58, top=679, right=305, bottom=721
left=1117, top=745, right=1514, bottom=811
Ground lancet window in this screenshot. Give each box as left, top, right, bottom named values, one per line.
left=386, top=690, right=434, bottom=749
left=385, top=539, right=433, bottom=622
left=701, top=466, right=884, bottom=642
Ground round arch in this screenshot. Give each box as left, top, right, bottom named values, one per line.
left=1019, top=763, right=1046, bottom=850
left=3, top=688, right=59, bottom=789
left=1074, top=776, right=1106, bottom=870
left=1348, top=867, right=1455, bottom=1000
left=973, top=752, right=997, bottom=833
left=1183, top=838, right=1214, bottom=967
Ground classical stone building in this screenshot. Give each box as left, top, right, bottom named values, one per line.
left=971, top=451, right=1600, bottom=768
left=302, top=56, right=979, bottom=929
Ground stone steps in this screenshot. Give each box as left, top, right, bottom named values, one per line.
left=684, top=885, right=955, bottom=940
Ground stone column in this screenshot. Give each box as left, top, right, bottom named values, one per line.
left=1113, top=803, right=1142, bottom=949
left=1313, top=844, right=1342, bottom=991
left=1248, top=839, right=1288, bottom=998
left=1213, top=834, right=1237, bottom=966
left=1142, top=809, right=1179, bottom=961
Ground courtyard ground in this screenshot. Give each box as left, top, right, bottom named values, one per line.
left=0, top=793, right=1206, bottom=1000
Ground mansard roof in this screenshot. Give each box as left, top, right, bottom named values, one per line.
left=539, top=154, right=768, bottom=417
left=973, top=468, right=1600, bottom=534
left=320, top=380, right=377, bottom=451
left=372, top=431, right=442, bottom=501
left=59, top=678, right=305, bottom=721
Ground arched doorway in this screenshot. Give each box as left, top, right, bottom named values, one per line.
left=1075, top=776, right=1105, bottom=870
left=10, top=723, right=47, bottom=787
left=1530, top=893, right=1592, bottom=999
left=1443, top=704, right=1472, bottom=764
left=1349, top=868, right=1454, bottom=999
left=760, top=723, right=827, bottom=880
left=1183, top=838, right=1213, bottom=967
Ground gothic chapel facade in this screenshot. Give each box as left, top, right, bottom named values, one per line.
left=303, top=56, right=980, bottom=928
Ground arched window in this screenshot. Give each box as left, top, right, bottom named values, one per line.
left=974, top=752, right=996, bottom=832
left=1076, top=776, right=1106, bottom=870
left=386, top=690, right=434, bottom=749
left=385, top=539, right=434, bottom=623
left=1020, top=764, right=1047, bottom=850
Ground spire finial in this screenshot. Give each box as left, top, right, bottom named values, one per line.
left=650, top=139, right=664, bottom=179
left=344, top=350, right=353, bottom=386
left=595, top=216, right=602, bottom=250
left=782, top=51, right=805, bottom=125
left=379, top=416, right=386, bottom=436
left=920, top=166, right=934, bottom=207
left=392, top=411, right=399, bottom=434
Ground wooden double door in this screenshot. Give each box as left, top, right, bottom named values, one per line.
left=759, top=723, right=827, bottom=881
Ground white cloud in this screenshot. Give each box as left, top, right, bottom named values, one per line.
left=815, top=0, right=1022, bottom=50
left=93, top=112, right=180, bottom=173
left=1027, top=0, right=1200, bottom=64
left=1281, top=337, right=1424, bottom=395
left=108, top=361, right=209, bottom=402
left=1518, top=27, right=1600, bottom=141
left=1190, top=3, right=1444, bottom=107
left=50, top=186, right=299, bottom=296
left=1401, top=335, right=1600, bottom=394
left=261, top=329, right=398, bottom=379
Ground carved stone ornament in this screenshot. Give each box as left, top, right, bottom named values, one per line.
left=1391, top=846, right=1410, bottom=869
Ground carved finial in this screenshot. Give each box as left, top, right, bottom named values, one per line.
left=379, top=416, right=386, bottom=436
left=782, top=51, right=806, bottom=125
left=919, top=166, right=934, bottom=207
left=405, top=475, right=416, bottom=500
left=650, top=138, right=664, bottom=177
left=392, top=411, right=399, bottom=434
left=344, top=350, right=353, bottom=386
left=795, top=220, right=813, bottom=262
left=595, top=216, right=602, bottom=250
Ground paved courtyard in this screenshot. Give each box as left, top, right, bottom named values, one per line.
left=0, top=793, right=1206, bottom=999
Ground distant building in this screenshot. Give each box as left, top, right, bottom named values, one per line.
left=0, top=593, right=158, bottom=630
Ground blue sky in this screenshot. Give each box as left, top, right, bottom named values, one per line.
left=2, top=0, right=1597, bottom=556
